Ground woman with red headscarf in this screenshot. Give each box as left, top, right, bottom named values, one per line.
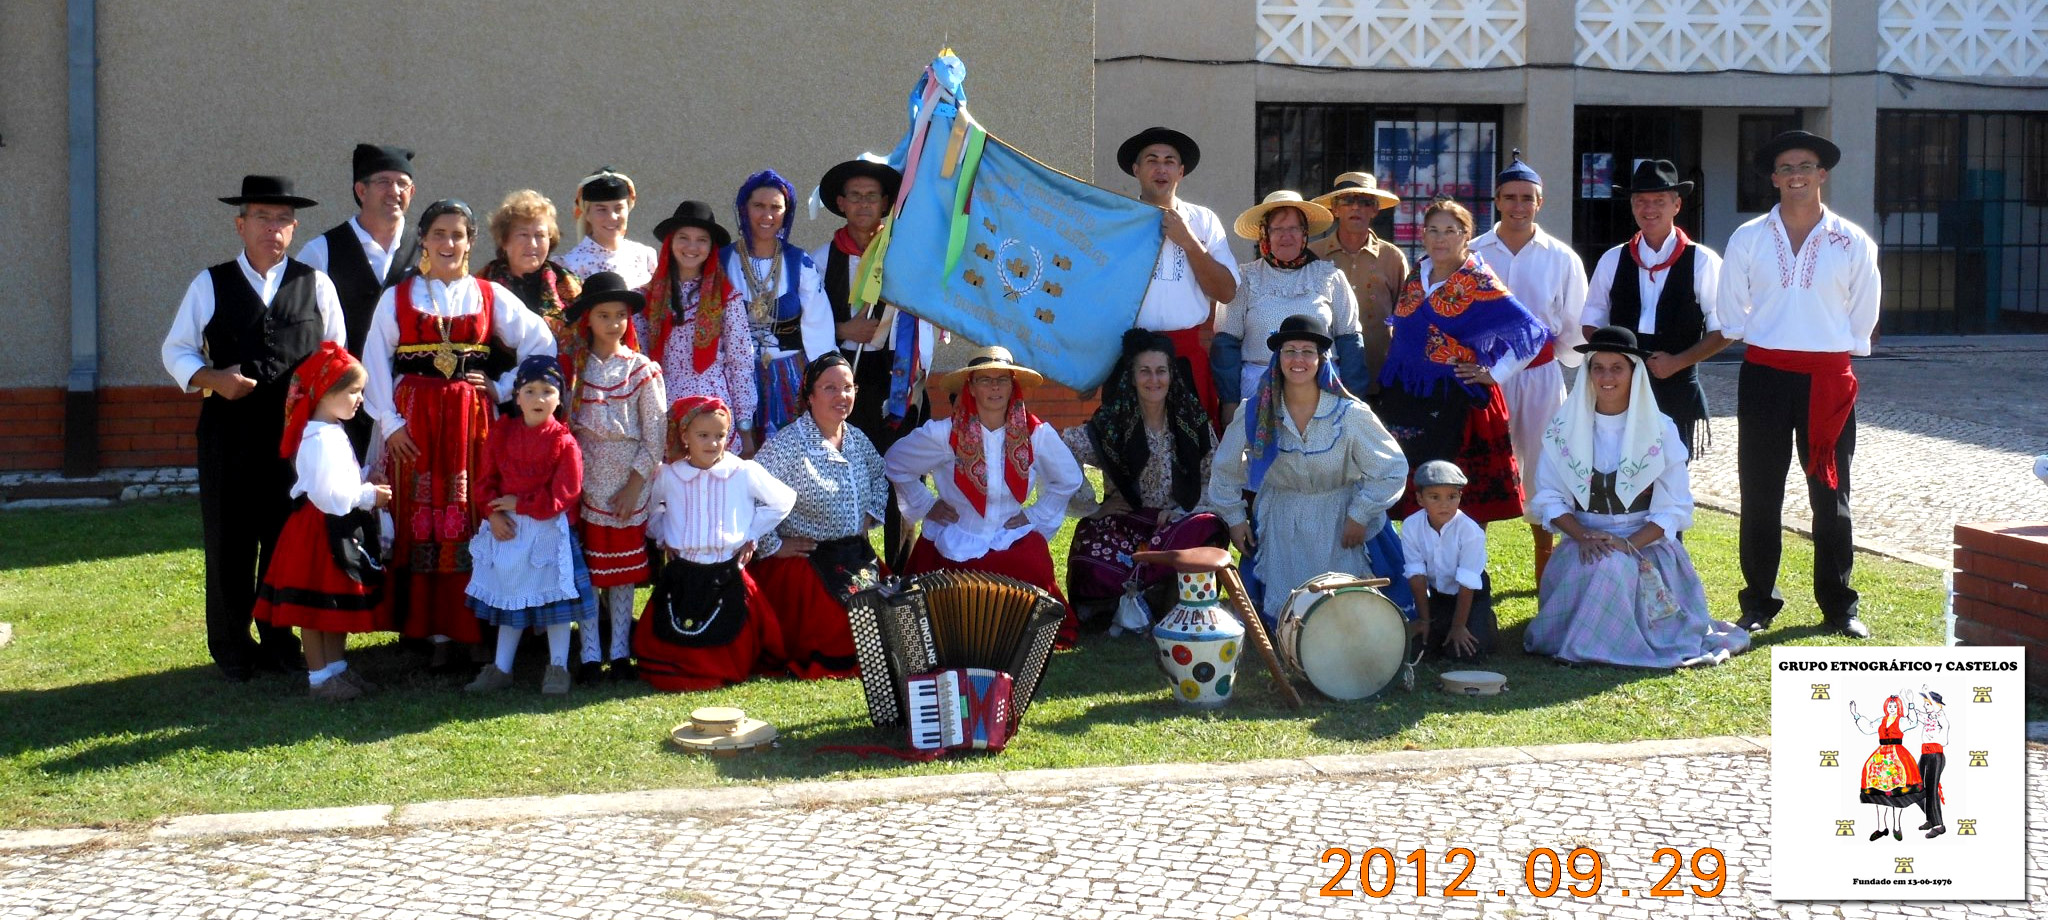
left=1851, top=693, right=1925, bottom=841
left=644, top=200, right=758, bottom=453
left=883, top=347, right=1085, bottom=645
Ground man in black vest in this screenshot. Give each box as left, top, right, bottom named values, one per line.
left=1580, top=159, right=1729, bottom=456
left=299, top=143, right=419, bottom=458
left=161, top=175, right=346, bottom=682
left=809, top=157, right=926, bottom=566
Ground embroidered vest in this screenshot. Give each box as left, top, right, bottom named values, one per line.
left=391, top=280, right=495, bottom=379
left=1582, top=470, right=1654, bottom=515
left=320, top=221, right=419, bottom=357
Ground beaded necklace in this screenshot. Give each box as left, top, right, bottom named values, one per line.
left=737, top=245, right=783, bottom=326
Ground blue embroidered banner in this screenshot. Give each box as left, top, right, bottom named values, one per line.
left=877, top=55, right=1164, bottom=392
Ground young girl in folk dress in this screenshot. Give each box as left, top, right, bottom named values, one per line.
left=254, top=342, right=394, bottom=701
left=633, top=396, right=796, bottom=691
left=557, top=168, right=658, bottom=289
left=644, top=200, right=757, bottom=452
left=565, top=272, right=666, bottom=682
left=464, top=356, right=598, bottom=696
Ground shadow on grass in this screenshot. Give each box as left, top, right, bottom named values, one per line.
left=0, top=639, right=623, bottom=775
left=0, top=499, right=200, bottom=571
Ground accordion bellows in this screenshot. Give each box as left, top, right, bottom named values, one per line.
left=845, top=570, right=1065, bottom=735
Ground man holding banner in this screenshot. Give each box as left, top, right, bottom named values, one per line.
left=1121, top=127, right=1239, bottom=426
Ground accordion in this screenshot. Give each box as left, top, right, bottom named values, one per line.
left=845, top=570, right=1064, bottom=749
left=906, top=668, right=1012, bottom=752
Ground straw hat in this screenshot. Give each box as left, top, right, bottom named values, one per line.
left=937, top=345, right=1045, bottom=394
left=669, top=706, right=778, bottom=755
left=1232, top=191, right=1333, bottom=241
left=1311, top=171, right=1400, bottom=210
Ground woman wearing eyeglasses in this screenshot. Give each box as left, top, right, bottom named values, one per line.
left=1377, top=198, right=1553, bottom=527
left=1210, top=191, right=1372, bottom=427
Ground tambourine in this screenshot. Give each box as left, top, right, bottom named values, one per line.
left=669, top=706, right=778, bottom=755
left=1439, top=670, right=1508, bottom=696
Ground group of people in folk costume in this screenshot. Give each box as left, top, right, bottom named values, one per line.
left=164, top=125, right=1874, bottom=700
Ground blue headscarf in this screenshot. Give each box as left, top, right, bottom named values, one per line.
left=1243, top=344, right=1354, bottom=492
left=1497, top=148, right=1541, bottom=187
left=513, top=354, right=565, bottom=392
left=734, top=169, right=798, bottom=243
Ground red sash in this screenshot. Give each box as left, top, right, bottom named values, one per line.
left=1745, top=345, right=1856, bottom=489
left=1525, top=339, right=1557, bottom=369
left=1922, top=742, right=1943, bottom=754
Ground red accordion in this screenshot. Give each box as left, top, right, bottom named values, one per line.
left=905, top=668, right=1014, bottom=752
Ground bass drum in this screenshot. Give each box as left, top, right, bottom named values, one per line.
left=1273, top=573, right=1407, bottom=700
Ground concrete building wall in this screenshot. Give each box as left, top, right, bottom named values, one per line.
left=1, top=0, right=1093, bottom=394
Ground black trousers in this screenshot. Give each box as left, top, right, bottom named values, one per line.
left=1423, top=574, right=1498, bottom=662
left=1736, top=361, right=1858, bottom=622
left=196, top=396, right=303, bottom=678
left=845, top=346, right=928, bottom=572
left=1917, top=750, right=1945, bottom=827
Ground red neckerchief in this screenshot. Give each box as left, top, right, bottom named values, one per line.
left=833, top=226, right=869, bottom=257
left=1627, top=226, right=1691, bottom=282
left=949, top=388, right=1036, bottom=515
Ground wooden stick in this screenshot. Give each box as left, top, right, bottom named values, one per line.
left=1307, top=576, right=1390, bottom=591
left=1219, top=565, right=1302, bottom=709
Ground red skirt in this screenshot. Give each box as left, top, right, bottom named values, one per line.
left=632, top=564, right=786, bottom=692
left=1160, top=326, right=1220, bottom=432
left=1392, top=384, right=1525, bottom=525
left=388, top=374, right=490, bottom=642
left=254, top=502, right=390, bottom=633
left=748, top=554, right=863, bottom=680
left=582, top=520, right=651, bottom=588
left=904, top=532, right=1078, bottom=649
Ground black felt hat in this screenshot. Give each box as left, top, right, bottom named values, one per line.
left=578, top=168, right=634, bottom=202
left=565, top=271, right=647, bottom=322
left=1266, top=313, right=1333, bottom=352
left=1118, top=127, right=1201, bottom=176
left=1614, top=159, right=1694, bottom=196
left=219, top=174, right=318, bottom=209
left=819, top=159, right=903, bottom=217
left=1574, top=325, right=1652, bottom=359
left=1751, top=130, right=1841, bottom=176
left=650, top=200, right=732, bottom=249
left=351, top=143, right=414, bottom=182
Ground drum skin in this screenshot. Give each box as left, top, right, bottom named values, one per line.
left=1275, top=573, right=1407, bottom=700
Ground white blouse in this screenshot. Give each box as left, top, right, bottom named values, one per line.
left=359, top=276, right=559, bottom=442
left=292, top=421, right=380, bottom=516
left=884, top=416, right=1083, bottom=563
left=1717, top=205, right=1881, bottom=356
left=1399, top=508, right=1488, bottom=596
left=558, top=236, right=658, bottom=290
left=646, top=454, right=796, bottom=565
left=1531, top=412, right=1695, bottom=538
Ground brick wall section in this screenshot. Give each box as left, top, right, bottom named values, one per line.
left=0, top=386, right=200, bottom=471
left=0, top=383, right=1102, bottom=473
left=1950, top=523, right=2048, bottom=694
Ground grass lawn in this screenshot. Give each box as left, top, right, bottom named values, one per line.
left=0, top=496, right=1964, bottom=829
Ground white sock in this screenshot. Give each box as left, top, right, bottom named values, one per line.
left=545, top=624, right=571, bottom=667
left=308, top=662, right=342, bottom=686
left=578, top=613, right=602, bottom=664
left=331, top=660, right=349, bottom=675
left=608, top=589, right=636, bottom=660
left=495, top=626, right=521, bottom=673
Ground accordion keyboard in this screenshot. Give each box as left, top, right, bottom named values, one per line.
left=906, top=671, right=966, bottom=751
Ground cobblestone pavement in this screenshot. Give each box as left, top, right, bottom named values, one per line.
left=1692, top=344, right=2048, bottom=565
left=3, top=747, right=2042, bottom=919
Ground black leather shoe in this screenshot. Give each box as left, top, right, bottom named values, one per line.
left=1918, top=819, right=1936, bottom=830
left=1869, top=829, right=1886, bottom=841
left=577, top=660, right=605, bottom=683
left=1892, top=829, right=1902, bottom=841
left=607, top=659, right=637, bottom=682
left=1835, top=618, right=1871, bottom=639
left=1737, top=614, right=1773, bottom=633
left=1926, top=825, right=1945, bottom=839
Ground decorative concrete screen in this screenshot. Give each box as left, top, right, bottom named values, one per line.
left=1575, top=0, right=1832, bottom=73
left=1880, top=0, right=2048, bottom=78
left=1255, top=0, right=1528, bottom=68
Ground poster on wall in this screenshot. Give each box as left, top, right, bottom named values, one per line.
left=1373, top=121, right=1497, bottom=245
left=1581, top=152, right=1614, bottom=199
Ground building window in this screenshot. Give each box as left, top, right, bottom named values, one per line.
left=1257, top=103, right=1505, bottom=261
left=1736, top=113, right=1803, bottom=212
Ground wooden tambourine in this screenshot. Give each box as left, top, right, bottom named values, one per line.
left=669, top=706, right=777, bottom=756
left=1439, top=670, right=1508, bottom=696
